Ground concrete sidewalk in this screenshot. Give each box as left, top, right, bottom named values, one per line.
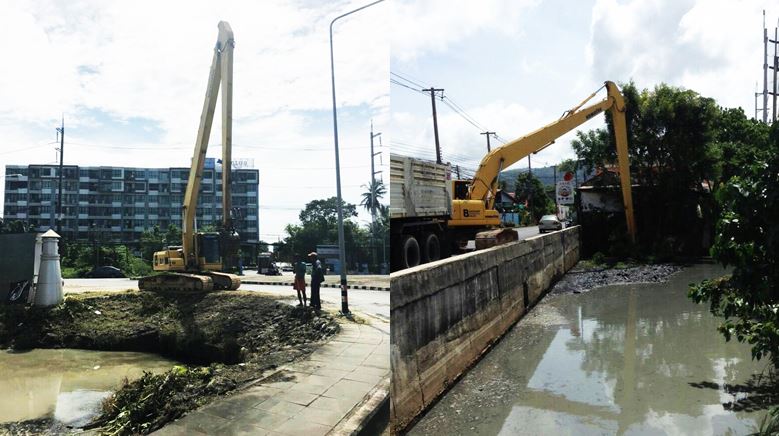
left=152, top=319, right=389, bottom=436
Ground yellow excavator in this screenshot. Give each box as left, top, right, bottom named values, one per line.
left=455, top=80, right=636, bottom=244
left=139, top=22, right=241, bottom=292
left=390, top=81, right=636, bottom=270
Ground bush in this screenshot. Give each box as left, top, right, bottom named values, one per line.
left=689, top=123, right=779, bottom=368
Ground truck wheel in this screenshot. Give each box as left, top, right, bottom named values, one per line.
left=401, top=235, right=421, bottom=269
left=422, top=233, right=441, bottom=263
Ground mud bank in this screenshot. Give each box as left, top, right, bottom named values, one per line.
left=0, top=290, right=339, bottom=435
left=548, top=263, right=682, bottom=295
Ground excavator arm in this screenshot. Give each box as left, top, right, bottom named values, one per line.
left=462, top=81, right=636, bottom=242
left=182, top=21, right=235, bottom=269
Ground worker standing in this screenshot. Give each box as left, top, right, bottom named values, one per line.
left=309, top=252, right=324, bottom=311
left=293, top=255, right=307, bottom=307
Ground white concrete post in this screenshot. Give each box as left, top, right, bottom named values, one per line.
left=34, top=229, right=63, bottom=307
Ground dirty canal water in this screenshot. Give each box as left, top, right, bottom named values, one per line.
left=0, top=349, right=174, bottom=428
left=409, top=264, right=771, bottom=435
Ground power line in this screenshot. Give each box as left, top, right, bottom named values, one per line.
left=63, top=141, right=375, bottom=152
left=391, top=70, right=510, bottom=149
left=390, top=70, right=431, bottom=89
left=0, top=142, right=56, bottom=155
left=390, top=78, right=427, bottom=95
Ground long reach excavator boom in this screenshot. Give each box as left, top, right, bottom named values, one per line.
left=449, top=81, right=637, bottom=242
left=139, top=22, right=241, bottom=292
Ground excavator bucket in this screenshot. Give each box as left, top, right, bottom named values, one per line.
left=474, top=228, right=519, bottom=250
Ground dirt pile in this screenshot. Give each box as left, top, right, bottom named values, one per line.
left=0, top=290, right=340, bottom=435
left=549, top=263, right=682, bottom=295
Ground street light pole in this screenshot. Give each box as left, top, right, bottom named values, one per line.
left=329, top=0, right=385, bottom=315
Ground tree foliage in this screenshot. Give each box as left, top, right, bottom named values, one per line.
left=277, top=197, right=368, bottom=268
left=0, top=218, right=33, bottom=234
left=571, top=82, right=738, bottom=256
left=513, top=171, right=554, bottom=221
left=139, top=224, right=182, bottom=262
left=360, top=179, right=386, bottom=215
left=689, top=123, right=779, bottom=368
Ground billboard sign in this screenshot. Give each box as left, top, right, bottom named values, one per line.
left=556, top=180, right=574, bottom=205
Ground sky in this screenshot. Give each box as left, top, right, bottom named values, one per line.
left=0, top=0, right=389, bottom=242
left=391, top=0, right=778, bottom=177
left=3, top=0, right=778, bottom=239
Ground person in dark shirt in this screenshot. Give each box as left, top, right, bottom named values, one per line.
left=309, top=252, right=324, bottom=311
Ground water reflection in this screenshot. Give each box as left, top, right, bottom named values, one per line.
left=410, top=264, right=767, bottom=435
left=0, top=349, right=174, bottom=426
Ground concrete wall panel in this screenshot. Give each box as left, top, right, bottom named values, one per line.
left=390, top=226, right=580, bottom=432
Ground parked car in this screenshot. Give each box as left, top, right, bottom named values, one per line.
left=85, top=266, right=126, bottom=278
left=538, top=215, right=563, bottom=233
left=281, top=264, right=294, bottom=272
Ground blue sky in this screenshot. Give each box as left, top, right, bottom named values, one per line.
left=0, top=0, right=390, bottom=241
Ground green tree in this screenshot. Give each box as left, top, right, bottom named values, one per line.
left=359, top=179, right=386, bottom=215
left=139, top=224, right=181, bottom=261
left=572, top=82, right=723, bottom=255
left=0, top=218, right=32, bottom=234
left=514, top=171, right=554, bottom=222
left=279, top=197, right=369, bottom=270
left=689, top=123, right=779, bottom=368
left=557, top=158, right=578, bottom=175
left=712, top=107, right=771, bottom=183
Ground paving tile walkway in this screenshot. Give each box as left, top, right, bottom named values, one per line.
left=152, top=319, right=389, bottom=436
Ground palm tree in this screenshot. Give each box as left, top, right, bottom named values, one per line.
left=359, top=179, right=386, bottom=215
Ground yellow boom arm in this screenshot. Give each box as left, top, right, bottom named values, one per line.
left=467, top=81, right=636, bottom=241
left=182, top=21, right=235, bottom=269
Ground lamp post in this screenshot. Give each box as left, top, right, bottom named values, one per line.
left=329, top=0, right=385, bottom=315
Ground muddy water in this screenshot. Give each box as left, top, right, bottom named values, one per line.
left=0, top=349, right=174, bottom=427
left=409, top=264, right=769, bottom=435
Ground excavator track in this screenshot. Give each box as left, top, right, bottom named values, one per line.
left=138, top=273, right=214, bottom=292
left=201, top=271, right=241, bottom=290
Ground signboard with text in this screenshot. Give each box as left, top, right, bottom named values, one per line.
left=556, top=180, right=574, bottom=205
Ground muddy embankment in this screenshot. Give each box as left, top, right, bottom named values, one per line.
left=0, top=290, right=339, bottom=435
left=549, top=263, right=683, bottom=295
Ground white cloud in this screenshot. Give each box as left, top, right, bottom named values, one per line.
left=0, top=0, right=389, bottom=239
left=588, top=0, right=775, bottom=111
left=390, top=0, right=539, bottom=62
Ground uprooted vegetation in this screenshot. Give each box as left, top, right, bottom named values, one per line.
left=0, top=290, right=339, bottom=435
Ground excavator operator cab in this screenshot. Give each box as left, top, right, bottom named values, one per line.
left=452, top=180, right=470, bottom=200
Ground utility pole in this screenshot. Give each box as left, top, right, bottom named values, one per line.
left=328, top=0, right=385, bottom=315
left=480, top=131, right=495, bottom=152
left=56, top=116, right=64, bottom=233
left=764, top=10, right=769, bottom=124
left=369, top=120, right=381, bottom=272
left=422, top=87, right=444, bottom=164
left=455, top=165, right=461, bottom=179
left=370, top=120, right=382, bottom=222
left=771, top=22, right=778, bottom=123
left=528, top=155, right=532, bottom=175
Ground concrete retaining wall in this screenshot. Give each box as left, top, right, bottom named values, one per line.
left=389, top=226, right=580, bottom=432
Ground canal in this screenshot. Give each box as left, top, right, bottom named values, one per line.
left=409, top=263, right=770, bottom=435
left=0, top=349, right=174, bottom=428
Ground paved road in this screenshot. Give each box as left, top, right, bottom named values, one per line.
left=63, top=278, right=389, bottom=330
